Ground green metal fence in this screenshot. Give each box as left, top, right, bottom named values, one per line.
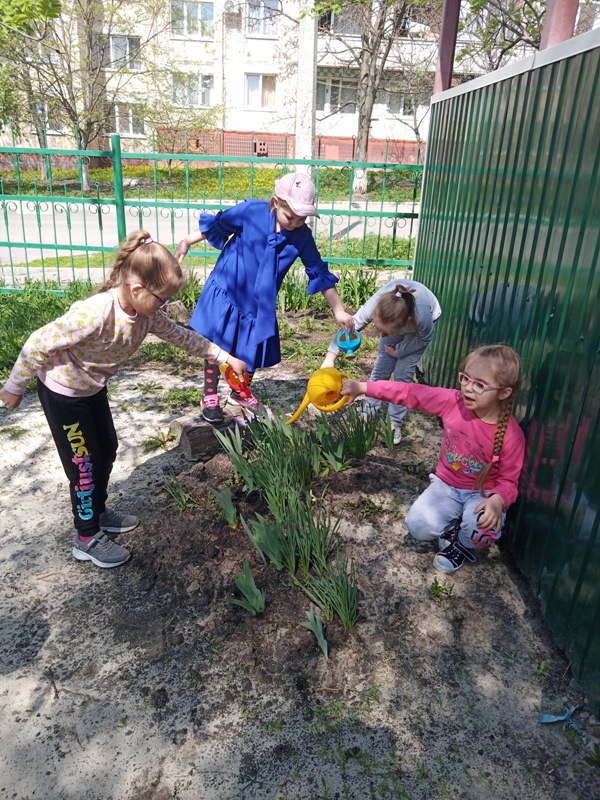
left=0, top=135, right=422, bottom=291
left=416, top=30, right=600, bottom=713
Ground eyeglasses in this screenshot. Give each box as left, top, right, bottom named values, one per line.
left=458, top=372, right=507, bottom=395
left=126, top=283, right=170, bottom=309
left=145, top=288, right=170, bottom=309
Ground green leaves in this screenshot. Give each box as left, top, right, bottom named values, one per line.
left=241, top=514, right=284, bottom=571
left=224, top=562, right=266, bottom=616
left=0, top=0, right=61, bottom=34
left=163, top=468, right=201, bottom=510
left=299, top=553, right=359, bottom=632
left=300, top=610, right=328, bottom=659
left=337, top=264, right=379, bottom=309
left=331, top=403, right=382, bottom=458
left=208, top=485, right=238, bottom=528
left=216, top=409, right=359, bottom=633
left=584, top=743, right=600, bottom=768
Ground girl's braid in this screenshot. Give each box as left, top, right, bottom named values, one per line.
left=97, top=231, right=152, bottom=293
left=474, top=381, right=518, bottom=494
left=466, top=344, right=521, bottom=495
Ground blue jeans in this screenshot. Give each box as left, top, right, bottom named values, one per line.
left=405, top=474, right=506, bottom=550
left=362, top=335, right=430, bottom=427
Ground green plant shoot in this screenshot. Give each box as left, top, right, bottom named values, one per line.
left=224, top=562, right=266, bottom=616
left=208, top=485, right=238, bottom=528
left=300, top=609, right=329, bottom=659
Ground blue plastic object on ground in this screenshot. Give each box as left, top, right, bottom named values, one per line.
left=539, top=705, right=581, bottom=733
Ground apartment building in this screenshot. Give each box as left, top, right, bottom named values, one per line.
left=3, top=1, right=447, bottom=158
left=9, top=1, right=598, bottom=157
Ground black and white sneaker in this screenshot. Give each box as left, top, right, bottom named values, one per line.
left=433, top=541, right=477, bottom=573
left=438, top=520, right=461, bottom=551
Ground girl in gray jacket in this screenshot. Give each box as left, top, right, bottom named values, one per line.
left=322, top=280, right=441, bottom=444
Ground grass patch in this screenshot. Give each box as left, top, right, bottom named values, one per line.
left=0, top=280, right=93, bottom=381
left=0, top=164, right=421, bottom=203
left=159, top=387, right=203, bottom=411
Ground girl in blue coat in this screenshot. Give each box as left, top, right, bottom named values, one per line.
left=176, top=172, right=354, bottom=422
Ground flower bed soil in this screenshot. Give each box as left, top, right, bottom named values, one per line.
left=1, top=348, right=599, bottom=800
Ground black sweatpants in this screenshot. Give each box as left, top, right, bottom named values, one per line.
left=37, top=380, right=118, bottom=537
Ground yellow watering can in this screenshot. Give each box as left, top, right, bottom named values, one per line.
left=286, top=367, right=350, bottom=425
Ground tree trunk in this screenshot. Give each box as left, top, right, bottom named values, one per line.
left=352, top=46, right=377, bottom=195
left=416, top=133, right=423, bottom=165
left=81, top=162, right=91, bottom=193
left=29, top=110, right=50, bottom=181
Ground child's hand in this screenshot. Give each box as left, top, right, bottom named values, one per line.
left=320, top=352, right=337, bottom=369
left=384, top=344, right=398, bottom=358
left=474, top=494, right=504, bottom=532
left=335, top=310, right=355, bottom=332
left=175, top=231, right=205, bottom=263
left=175, top=239, right=190, bottom=263
left=341, top=379, right=367, bottom=403
left=0, top=388, right=23, bottom=409
left=226, top=356, right=248, bottom=380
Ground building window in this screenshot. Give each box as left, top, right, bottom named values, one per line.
left=316, top=81, right=327, bottom=112
left=330, top=80, right=357, bottom=114
left=96, top=35, right=141, bottom=70
left=108, top=104, right=145, bottom=136
left=173, top=73, right=214, bottom=106
left=387, top=87, right=413, bottom=116
left=171, top=1, right=214, bottom=37
left=32, top=102, right=63, bottom=134
left=315, top=78, right=358, bottom=115
left=318, top=8, right=361, bottom=36
left=247, top=0, right=278, bottom=36
left=245, top=74, right=276, bottom=109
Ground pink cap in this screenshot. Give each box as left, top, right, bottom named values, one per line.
left=274, top=172, right=320, bottom=218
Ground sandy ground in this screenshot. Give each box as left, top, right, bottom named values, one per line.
left=1, top=361, right=600, bottom=800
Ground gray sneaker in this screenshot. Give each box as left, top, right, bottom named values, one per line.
left=99, top=510, right=139, bottom=534
left=72, top=532, right=131, bottom=568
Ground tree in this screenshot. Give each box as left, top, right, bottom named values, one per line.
left=0, top=1, right=173, bottom=189
left=457, top=0, right=545, bottom=72
left=0, top=0, right=62, bottom=34
left=145, top=89, right=222, bottom=179
left=314, top=0, right=430, bottom=193
left=0, top=1, right=61, bottom=132
left=384, top=1, right=441, bottom=164
left=0, top=64, right=22, bottom=136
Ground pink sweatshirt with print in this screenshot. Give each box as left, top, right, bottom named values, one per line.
left=5, top=288, right=229, bottom=398
left=367, top=381, right=525, bottom=507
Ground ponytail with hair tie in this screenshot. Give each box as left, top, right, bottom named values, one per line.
left=95, top=229, right=181, bottom=294
left=374, top=282, right=416, bottom=332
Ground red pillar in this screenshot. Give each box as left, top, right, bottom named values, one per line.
left=539, top=0, right=579, bottom=50
left=433, top=0, right=461, bottom=95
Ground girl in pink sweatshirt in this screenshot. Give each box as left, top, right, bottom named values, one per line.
left=0, top=231, right=246, bottom=569
left=341, top=344, right=525, bottom=573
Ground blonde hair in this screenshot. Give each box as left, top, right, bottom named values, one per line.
left=269, top=196, right=291, bottom=213
left=97, top=230, right=183, bottom=294
left=373, top=284, right=417, bottom=333
left=464, top=344, right=522, bottom=495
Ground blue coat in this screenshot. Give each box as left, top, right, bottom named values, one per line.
left=189, top=199, right=338, bottom=371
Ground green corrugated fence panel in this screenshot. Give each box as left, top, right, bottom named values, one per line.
left=417, top=40, right=600, bottom=713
